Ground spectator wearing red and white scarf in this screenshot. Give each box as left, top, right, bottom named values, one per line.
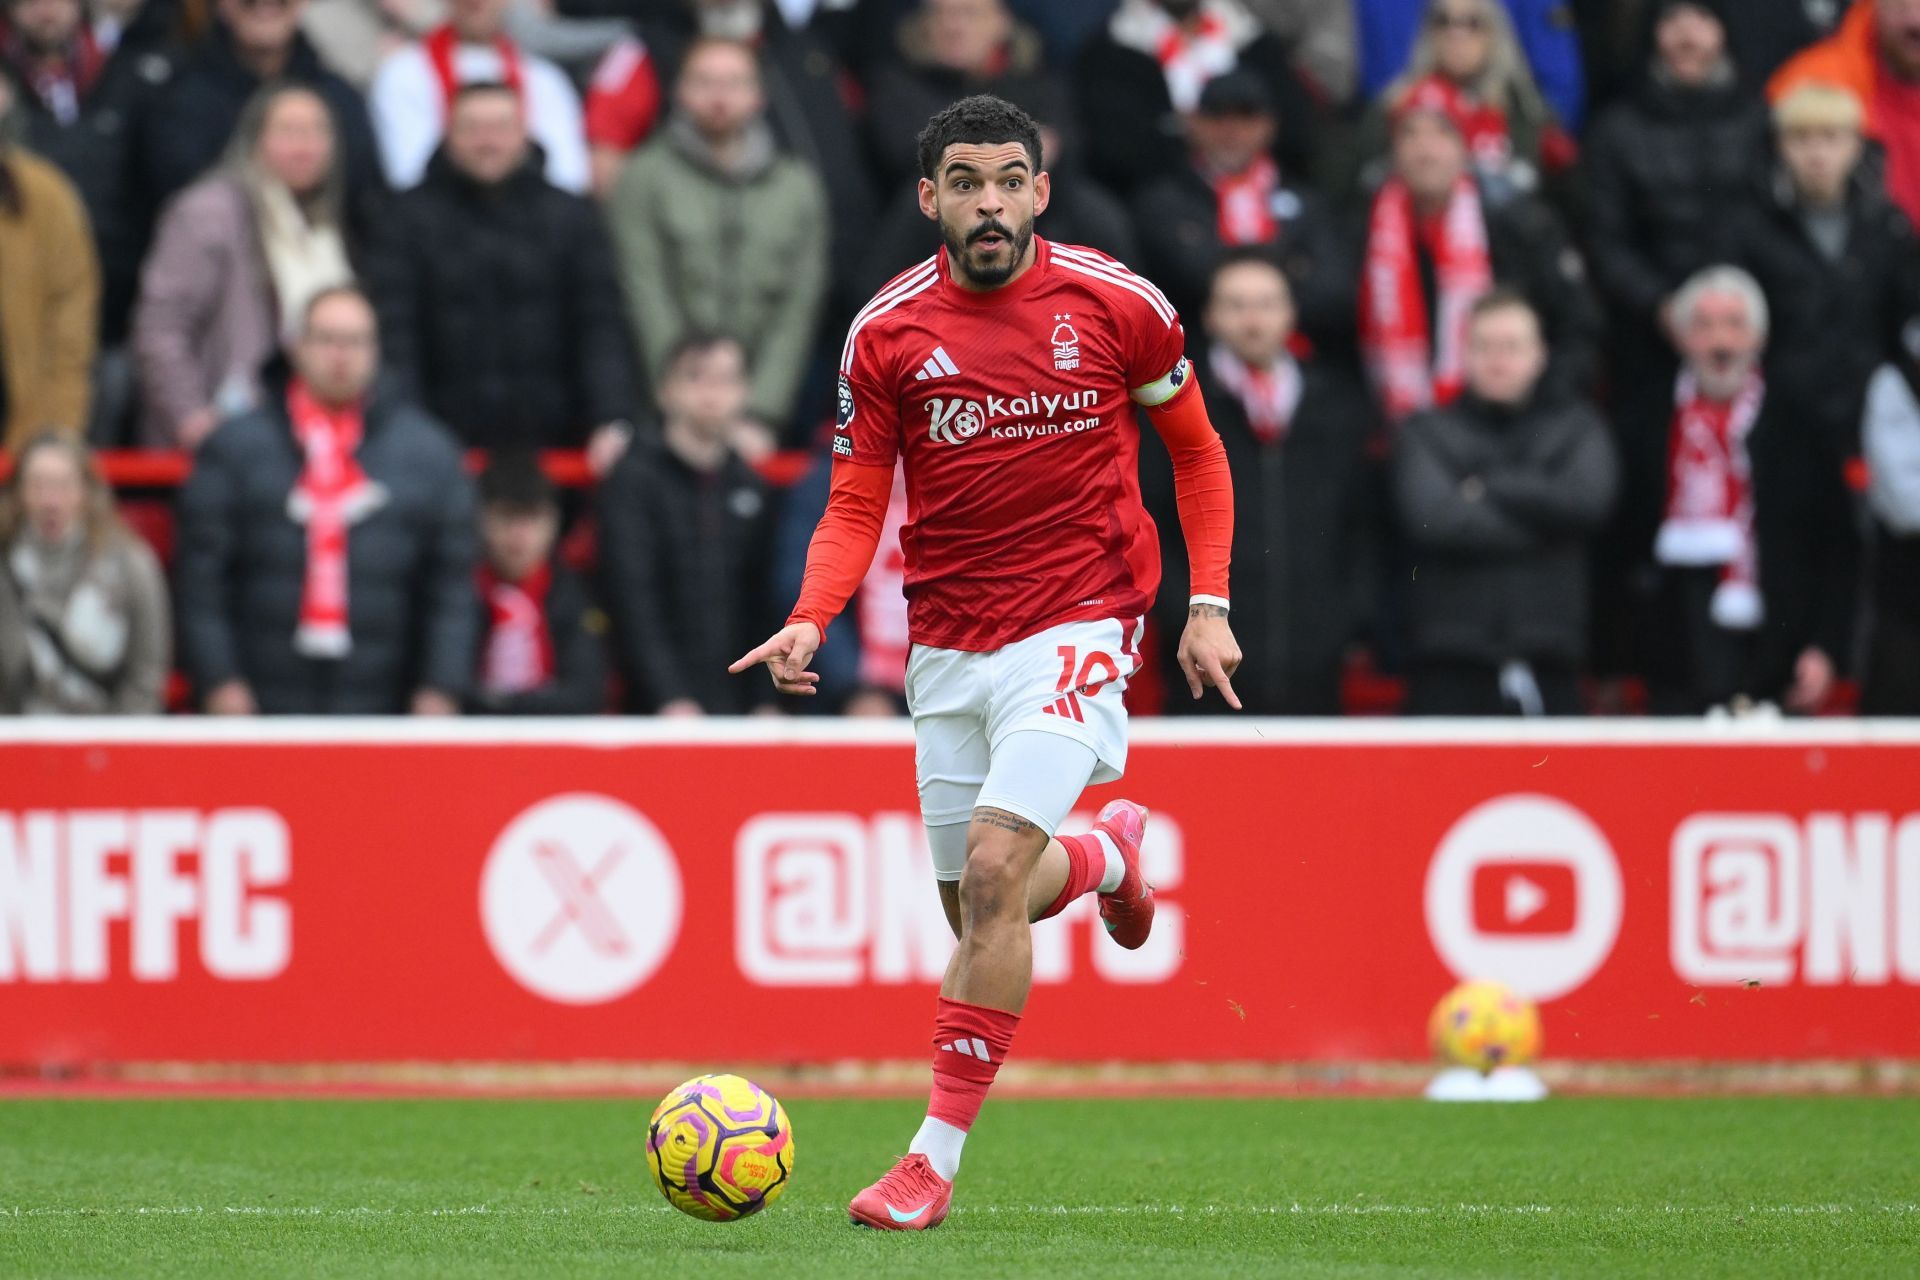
left=1140, top=250, right=1376, bottom=715
left=1128, top=70, right=1351, bottom=334
left=176, top=287, right=477, bottom=716
left=1358, top=75, right=1600, bottom=426
left=1074, top=0, right=1321, bottom=195
left=1643, top=265, right=1859, bottom=716
left=469, top=454, right=608, bottom=715
left=368, top=0, right=588, bottom=192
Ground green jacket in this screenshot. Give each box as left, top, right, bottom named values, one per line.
left=608, top=117, right=829, bottom=426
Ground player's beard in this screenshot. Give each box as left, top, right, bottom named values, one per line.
left=943, top=214, right=1035, bottom=289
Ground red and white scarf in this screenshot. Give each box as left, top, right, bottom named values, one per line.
left=1654, top=369, right=1764, bottom=631
left=1211, top=152, right=1280, bottom=245
left=1359, top=174, right=1493, bottom=423
left=1209, top=345, right=1302, bottom=445
left=1110, top=0, right=1254, bottom=113
left=287, top=379, right=379, bottom=659
left=4, top=27, right=105, bottom=126
left=478, top=561, right=554, bottom=694
left=424, top=24, right=525, bottom=115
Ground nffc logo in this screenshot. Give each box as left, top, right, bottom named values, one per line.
left=480, top=794, right=682, bottom=1005
left=735, top=811, right=1184, bottom=987
left=1424, top=794, right=1623, bottom=1001
left=1671, top=812, right=1920, bottom=987
left=0, top=808, right=290, bottom=983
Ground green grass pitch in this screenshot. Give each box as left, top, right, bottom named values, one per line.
left=1, top=1096, right=1916, bottom=1278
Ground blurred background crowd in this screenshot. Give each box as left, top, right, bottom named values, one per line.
left=2, top=0, right=1919, bottom=719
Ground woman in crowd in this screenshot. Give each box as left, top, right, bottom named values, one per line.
left=1352, top=0, right=1574, bottom=205
left=0, top=432, right=170, bottom=714
left=133, top=81, right=356, bottom=449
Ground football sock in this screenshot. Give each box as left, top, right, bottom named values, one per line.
left=916, top=997, right=1020, bottom=1180
left=1036, top=831, right=1117, bottom=920
left=908, top=1116, right=967, bottom=1181
left=1093, top=829, right=1126, bottom=893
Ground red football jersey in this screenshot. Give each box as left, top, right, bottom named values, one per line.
left=835, top=237, right=1191, bottom=652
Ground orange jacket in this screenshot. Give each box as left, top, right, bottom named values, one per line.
left=1770, top=1, right=1885, bottom=131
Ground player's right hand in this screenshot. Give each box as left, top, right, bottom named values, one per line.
left=729, top=623, right=823, bottom=696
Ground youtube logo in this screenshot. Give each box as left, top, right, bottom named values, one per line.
left=1424, top=794, right=1624, bottom=1001
left=1472, top=863, right=1576, bottom=934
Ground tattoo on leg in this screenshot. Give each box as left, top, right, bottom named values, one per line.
left=973, top=808, right=1036, bottom=835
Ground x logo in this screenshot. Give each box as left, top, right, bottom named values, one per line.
left=529, top=840, right=630, bottom=957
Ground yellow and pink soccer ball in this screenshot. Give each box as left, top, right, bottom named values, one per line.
left=646, top=1074, right=795, bottom=1221
left=1429, top=980, right=1542, bottom=1073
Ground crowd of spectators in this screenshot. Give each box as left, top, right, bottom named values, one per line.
left=2, top=0, right=1920, bottom=718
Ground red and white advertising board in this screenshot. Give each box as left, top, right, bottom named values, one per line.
left=1, top=721, right=1917, bottom=1063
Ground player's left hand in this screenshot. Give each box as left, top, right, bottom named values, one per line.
left=1177, top=606, right=1243, bottom=711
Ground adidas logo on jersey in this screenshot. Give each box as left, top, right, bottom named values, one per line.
left=913, top=346, right=961, bottom=381
left=939, top=1038, right=993, bottom=1062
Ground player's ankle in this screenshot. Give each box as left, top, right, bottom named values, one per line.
left=909, top=1116, right=966, bottom=1181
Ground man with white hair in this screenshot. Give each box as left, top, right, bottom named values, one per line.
left=1646, top=264, right=1859, bottom=715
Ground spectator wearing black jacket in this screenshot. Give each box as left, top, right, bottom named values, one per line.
left=176, top=287, right=476, bottom=716
left=1075, top=0, right=1320, bottom=195
left=1730, top=82, right=1920, bottom=456
left=141, top=0, right=383, bottom=214
left=1129, top=71, right=1350, bottom=344
left=1641, top=266, right=1858, bottom=715
left=371, top=83, right=636, bottom=458
left=1394, top=290, right=1618, bottom=715
left=1861, top=319, right=1920, bottom=714
left=1584, top=1, right=1770, bottom=519
left=1, top=0, right=170, bottom=350
left=598, top=333, right=777, bottom=717
left=468, top=454, right=607, bottom=715
left=1143, top=251, right=1375, bottom=715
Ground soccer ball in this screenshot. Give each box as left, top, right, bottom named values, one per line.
left=1429, top=980, right=1542, bottom=1073
left=646, top=1074, right=794, bottom=1222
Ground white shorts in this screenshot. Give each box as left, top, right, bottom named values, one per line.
left=907, top=616, right=1142, bottom=879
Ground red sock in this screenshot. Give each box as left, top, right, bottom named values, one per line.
left=1035, top=832, right=1107, bottom=921
left=927, top=997, right=1021, bottom=1131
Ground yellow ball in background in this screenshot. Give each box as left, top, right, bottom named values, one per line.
left=1429, top=980, right=1543, bottom=1074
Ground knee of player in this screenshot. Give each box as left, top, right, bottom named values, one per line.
left=958, top=843, right=1025, bottom=918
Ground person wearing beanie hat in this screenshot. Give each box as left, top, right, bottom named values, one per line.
left=1357, top=72, right=1600, bottom=424
left=1581, top=0, right=1770, bottom=683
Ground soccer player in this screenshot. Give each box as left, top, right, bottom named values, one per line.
left=730, top=94, right=1241, bottom=1231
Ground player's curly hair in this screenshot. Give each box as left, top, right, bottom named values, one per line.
left=916, top=95, right=1043, bottom=182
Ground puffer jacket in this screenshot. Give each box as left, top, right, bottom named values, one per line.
left=1394, top=389, right=1619, bottom=666
left=175, top=381, right=477, bottom=713
left=371, top=149, right=636, bottom=449
left=1584, top=69, right=1771, bottom=325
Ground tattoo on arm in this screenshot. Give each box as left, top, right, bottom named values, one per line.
left=972, top=808, right=1037, bottom=835
left=1188, top=604, right=1229, bottom=620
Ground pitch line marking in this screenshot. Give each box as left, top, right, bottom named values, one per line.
left=2, top=1203, right=1914, bottom=1219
